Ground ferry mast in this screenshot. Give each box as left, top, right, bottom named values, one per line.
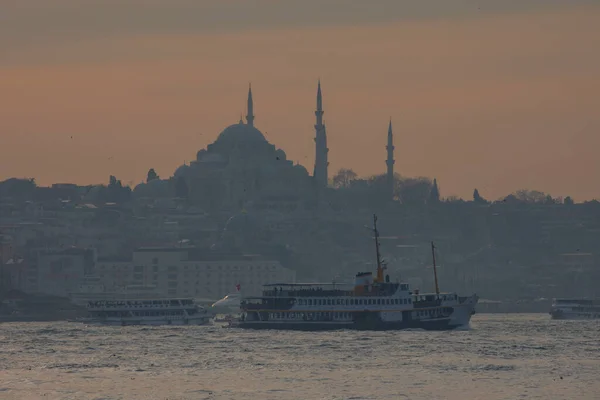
left=431, top=241, right=440, bottom=295
left=373, top=214, right=384, bottom=283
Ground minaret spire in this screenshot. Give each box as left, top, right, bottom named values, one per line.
left=313, top=79, right=329, bottom=187
left=246, top=83, right=254, bottom=127
left=386, top=118, right=395, bottom=200
left=316, top=79, right=323, bottom=116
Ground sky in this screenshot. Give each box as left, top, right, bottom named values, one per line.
left=1, top=0, right=599, bottom=201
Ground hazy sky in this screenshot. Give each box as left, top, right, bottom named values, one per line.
left=1, top=0, right=599, bottom=200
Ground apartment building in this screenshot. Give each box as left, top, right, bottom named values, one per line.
left=95, top=247, right=295, bottom=299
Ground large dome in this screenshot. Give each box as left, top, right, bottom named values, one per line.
left=215, top=122, right=267, bottom=145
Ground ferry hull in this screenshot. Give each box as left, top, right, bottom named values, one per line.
left=234, top=302, right=476, bottom=331
left=80, top=316, right=211, bottom=326
left=233, top=317, right=469, bottom=331
left=550, top=311, right=600, bottom=320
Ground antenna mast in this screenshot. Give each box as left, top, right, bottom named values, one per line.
left=431, top=241, right=440, bottom=295
left=373, top=214, right=384, bottom=282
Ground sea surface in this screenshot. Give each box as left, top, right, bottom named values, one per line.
left=1, top=314, right=599, bottom=400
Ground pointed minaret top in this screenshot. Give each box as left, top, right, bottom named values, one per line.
left=316, top=79, right=323, bottom=112
left=388, top=118, right=393, bottom=135
left=246, top=83, right=255, bottom=127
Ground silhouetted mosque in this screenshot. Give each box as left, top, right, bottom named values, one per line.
left=170, top=82, right=396, bottom=211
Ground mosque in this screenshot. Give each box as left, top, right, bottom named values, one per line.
left=169, top=81, right=395, bottom=212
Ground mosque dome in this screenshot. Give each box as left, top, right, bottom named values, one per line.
left=293, top=163, right=309, bottom=176
left=133, top=179, right=170, bottom=198
left=275, top=149, right=287, bottom=161
left=215, top=122, right=267, bottom=145
left=173, top=164, right=190, bottom=177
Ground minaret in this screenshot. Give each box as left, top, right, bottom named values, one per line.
left=386, top=119, right=395, bottom=199
left=313, top=80, right=329, bottom=186
left=246, top=84, right=255, bottom=127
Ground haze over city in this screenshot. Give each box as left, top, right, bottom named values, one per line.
left=3, top=2, right=600, bottom=399
left=1, top=0, right=600, bottom=200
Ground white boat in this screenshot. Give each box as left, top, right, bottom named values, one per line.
left=550, top=298, right=600, bottom=320
left=210, top=284, right=242, bottom=317
left=80, top=298, right=211, bottom=326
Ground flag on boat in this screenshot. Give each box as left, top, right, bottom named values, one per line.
left=235, top=284, right=241, bottom=291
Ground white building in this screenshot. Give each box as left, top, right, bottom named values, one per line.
left=95, top=247, right=295, bottom=299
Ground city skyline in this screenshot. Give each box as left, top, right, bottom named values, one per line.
left=1, top=1, right=599, bottom=200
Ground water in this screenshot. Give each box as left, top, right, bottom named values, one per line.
left=1, top=314, right=598, bottom=400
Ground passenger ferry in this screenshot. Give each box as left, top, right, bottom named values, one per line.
left=233, top=215, right=478, bottom=331
left=550, top=298, right=600, bottom=320
left=81, top=298, right=211, bottom=326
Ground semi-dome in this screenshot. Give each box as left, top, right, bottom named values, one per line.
left=215, top=122, right=267, bottom=144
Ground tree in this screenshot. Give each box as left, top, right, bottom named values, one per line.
left=106, top=175, right=131, bottom=203
left=514, top=189, right=546, bottom=204
left=108, top=175, right=122, bottom=188
left=444, top=195, right=463, bottom=203
left=332, top=168, right=358, bottom=189
left=544, top=194, right=556, bottom=205
left=175, top=176, right=189, bottom=199
left=428, top=178, right=440, bottom=204
left=146, top=168, right=159, bottom=182
left=0, top=178, right=37, bottom=199
left=564, top=196, right=574, bottom=205
left=473, top=188, right=488, bottom=204
left=397, top=177, right=432, bottom=206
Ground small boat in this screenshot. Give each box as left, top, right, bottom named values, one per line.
left=79, top=298, right=211, bottom=326
left=210, top=284, right=242, bottom=321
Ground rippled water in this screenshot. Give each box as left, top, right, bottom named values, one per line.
left=1, top=314, right=599, bottom=400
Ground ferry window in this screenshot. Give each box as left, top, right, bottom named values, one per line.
left=327, top=299, right=332, bottom=305
left=408, top=299, right=412, bottom=304
left=345, top=299, right=349, bottom=305
left=308, top=299, right=312, bottom=305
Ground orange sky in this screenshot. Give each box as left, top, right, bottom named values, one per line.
left=1, top=1, right=599, bottom=200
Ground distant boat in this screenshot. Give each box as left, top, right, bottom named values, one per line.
left=78, top=298, right=211, bottom=326
left=549, top=298, right=600, bottom=320
left=211, top=284, right=242, bottom=317
left=233, top=214, right=478, bottom=331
